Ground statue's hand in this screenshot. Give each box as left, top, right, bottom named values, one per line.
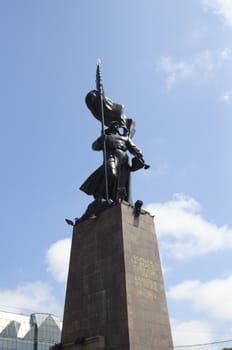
left=92, top=134, right=106, bottom=150
left=144, top=163, right=150, bottom=170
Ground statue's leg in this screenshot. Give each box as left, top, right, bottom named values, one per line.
left=107, top=157, right=118, bottom=201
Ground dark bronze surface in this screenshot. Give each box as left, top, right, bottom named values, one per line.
left=80, top=122, right=147, bottom=204
left=80, top=63, right=149, bottom=212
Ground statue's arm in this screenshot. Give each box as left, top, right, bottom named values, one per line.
left=92, top=135, right=104, bottom=151
left=127, top=138, right=150, bottom=170
left=127, top=139, right=143, bottom=159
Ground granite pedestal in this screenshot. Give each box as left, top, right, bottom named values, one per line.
left=60, top=202, right=173, bottom=350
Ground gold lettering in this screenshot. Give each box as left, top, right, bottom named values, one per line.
left=134, top=275, right=158, bottom=291
left=131, top=255, right=158, bottom=300
left=136, top=288, right=157, bottom=300
left=131, top=255, right=156, bottom=278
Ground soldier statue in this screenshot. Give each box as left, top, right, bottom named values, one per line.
left=80, top=120, right=148, bottom=204
left=78, top=61, right=149, bottom=220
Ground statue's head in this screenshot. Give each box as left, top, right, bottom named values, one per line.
left=106, top=121, right=128, bottom=136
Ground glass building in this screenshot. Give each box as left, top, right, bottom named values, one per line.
left=0, top=311, right=61, bottom=350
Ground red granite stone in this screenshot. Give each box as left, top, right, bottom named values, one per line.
left=61, top=203, right=173, bottom=350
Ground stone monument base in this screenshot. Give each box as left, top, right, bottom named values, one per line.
left=58, top=202, right=173, bottom=350
left=52, top=335, right=105, bottom=350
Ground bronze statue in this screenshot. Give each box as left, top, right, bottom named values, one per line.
left=80, top=121, right=148, bottom=203
left=78, top=61, right=149, bottom=219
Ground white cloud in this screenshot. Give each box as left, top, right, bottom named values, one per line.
left=169, top=275, right=232, bottom=320
left=0, top=238, right=72, bottom=318
left=0, top=281, right=61, bottom=316
left=203, top=0, right=232, bottom=26
left=220, top=89, right=232, bottom=102
left=157, top=48, right=232, bottom=90
left=191, top=25, right=209, bottom=43
left=157, top=56, right=193, bottom=91
left=46, top=238, right=71, bottom=283
left=171, top=318, right=213, bottom=348
left=146, top=194, right=232, bottom=260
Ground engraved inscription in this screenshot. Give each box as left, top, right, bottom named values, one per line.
left=134, top=275, right=157, bottom=300
left=136, top=288, right=157, bottom=300
left=131, top=255, right=158, bottom=300
left=131, top=255, right=156, bottom=277
left=134, top=275, right=158, bottom=291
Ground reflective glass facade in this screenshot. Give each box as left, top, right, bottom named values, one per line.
left=0, top=311, right=61, bottom=350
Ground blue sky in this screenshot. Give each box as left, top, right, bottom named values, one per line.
left=0, top=1, right=232, bottom=348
